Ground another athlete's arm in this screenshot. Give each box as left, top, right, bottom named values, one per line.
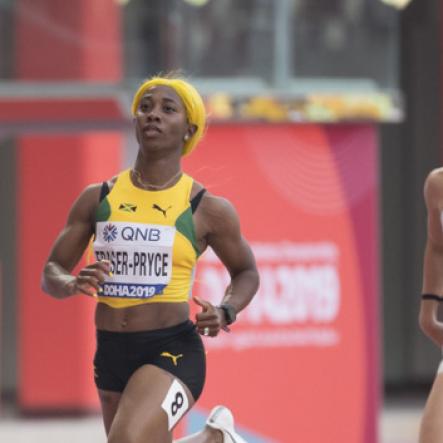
left=41, top=184, right=109, bottom=299
left=420, top=169, right=443, bottom=346
left=194, top=195, right=259, bottom=334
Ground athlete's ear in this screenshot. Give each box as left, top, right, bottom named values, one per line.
left=185, top=124, right=197, bottom=140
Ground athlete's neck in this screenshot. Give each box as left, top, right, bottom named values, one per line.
left=132, top=153, right=182, bottom=190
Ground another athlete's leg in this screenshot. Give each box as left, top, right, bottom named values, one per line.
left=108, top=364, right=194, bottom=443
left=419, top=362, right=443, bottom=443
left=97, top=389, right=121, bottom=435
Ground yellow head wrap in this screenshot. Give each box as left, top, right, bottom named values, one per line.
left=131, top=76, right=206, bottom=156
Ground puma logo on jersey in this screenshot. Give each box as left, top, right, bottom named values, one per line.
left=153, top=204, right=172, bottom=218
left=161, top=352, right=183, bottom=366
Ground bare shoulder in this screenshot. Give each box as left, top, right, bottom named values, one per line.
left=75, top=175, right=118, bottom=206
left=425, top=168, right=443, bottom=187
left=424, top=168, right=443, bottom=208
left=198, top=191, right=240, bottom=234
left=76, top=182, right=103, bottom=206
left=67, top=181, right=108, bottom=223
left=200, top=191, right=238, bottom=219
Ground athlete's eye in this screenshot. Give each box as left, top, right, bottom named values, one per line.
left=164, top=105, right=176, bottom=113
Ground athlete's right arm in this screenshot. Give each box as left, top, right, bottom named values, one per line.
left=420, top=169, right=443, bottom=346
left=41, top=184, right=109, bottom=299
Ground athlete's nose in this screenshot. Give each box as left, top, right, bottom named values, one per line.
left=147, top=107, right=161, bottom=122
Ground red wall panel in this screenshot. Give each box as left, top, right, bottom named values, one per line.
left=15, top=0, right=123, bottom=409
left=182, top=123, right=380, bottom=443
left=17, top=133, right=122, bottom=409
left=15, top=0, right=122, bottom=81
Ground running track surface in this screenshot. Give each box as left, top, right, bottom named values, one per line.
left=0, top=403, right=423, bottom=443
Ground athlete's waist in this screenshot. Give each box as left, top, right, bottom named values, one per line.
left=96, top=319, right=195, bottom=340
left=94, top=300, right=189, bottom=332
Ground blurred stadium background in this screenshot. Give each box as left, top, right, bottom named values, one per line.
left=0, top=0, right=441, bottom=442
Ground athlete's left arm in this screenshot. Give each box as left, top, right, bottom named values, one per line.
left=195, top=195, right=259, bottom=331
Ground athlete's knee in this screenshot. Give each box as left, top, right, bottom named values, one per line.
left=108, top=427, right=172, bottom=443
left=108, top=426, right=153, bottom=443
left=108, top=411, right=171, bottom=443
left=107, top=425, right=134, bottom=443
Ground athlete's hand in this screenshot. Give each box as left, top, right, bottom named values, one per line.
left=193, top=295, right=227, bottom=337
left=65, top=260, right=111, bottom=297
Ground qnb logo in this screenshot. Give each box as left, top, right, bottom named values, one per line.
left=121, top=226, right=161, bottom=242
left=103, top=224, right=118, bottom=242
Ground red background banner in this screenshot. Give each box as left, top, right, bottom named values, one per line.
left=182, top=123, right=380, bottom=443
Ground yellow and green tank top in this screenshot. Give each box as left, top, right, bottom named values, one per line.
left=93, top=169, right=202, bottom=308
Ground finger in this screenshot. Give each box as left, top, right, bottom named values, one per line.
left=193, top=296, right=212, bottom=312
left=97, top=259, right=113, bottom=275
left=77, top=275, right=101, bottom=291
left=79, top=268, right=107, bottom=284
left=198, top=326, right=211, bottom=336
left=76, top=283, right=98, bottom=297
left=197, top=326, right=220, bottom=337
left=195, top=317, right=219, bottom=327
left=195, top=311, right=218, bottom=322
left=85, top=261, right=112, bottom=280
left=88, top=261, right=112, bottom=277
left=77, top=273, right=101, bottom=288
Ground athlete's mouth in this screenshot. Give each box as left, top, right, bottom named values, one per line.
left=143, top=124, right=162, bottom=133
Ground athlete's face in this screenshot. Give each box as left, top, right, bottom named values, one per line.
left=134, top=85, right=191, bottom=154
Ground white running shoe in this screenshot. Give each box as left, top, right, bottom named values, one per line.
left=206, top=405, right=248, bottom=443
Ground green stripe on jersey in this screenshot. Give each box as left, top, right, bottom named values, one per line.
left=96, top=197, right=111, bottom=222
left=175, top=207, right=200, bottom=257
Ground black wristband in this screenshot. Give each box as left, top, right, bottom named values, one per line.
left=218, top=303, right=237, bottom=325
left=422, top=293, right=443, bottom=302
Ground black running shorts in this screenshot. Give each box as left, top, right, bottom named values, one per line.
left=93, top=320, right=206, bottom=401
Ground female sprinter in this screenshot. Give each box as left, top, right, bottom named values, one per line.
left=41, top=76, right=259, bottom=443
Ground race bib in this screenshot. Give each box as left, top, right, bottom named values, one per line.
left=93, top=221, right=176, bottom=298
left=161, top=379, right=189, bottom=430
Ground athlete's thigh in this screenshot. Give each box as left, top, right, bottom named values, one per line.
left=108, top=364, right=195, bottom=443
left=97, top=389, right=121, bottom=435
